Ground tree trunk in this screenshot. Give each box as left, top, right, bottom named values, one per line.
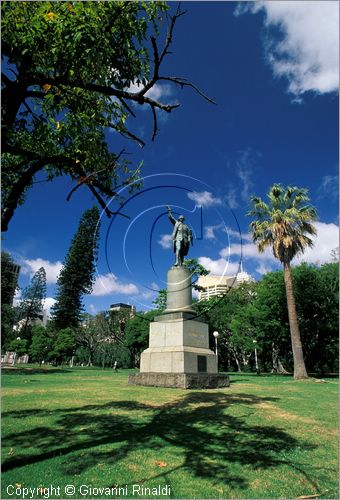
left=231, top=349, right=242, bottom=372
left=283, top=261, right=308, bottom=379
left=271, top=343, right=289, bottom=374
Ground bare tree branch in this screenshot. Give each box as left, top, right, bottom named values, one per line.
left=159, top=76, right=216, bottom=104
left=118, top=97, right=136, bottom=118
left=151, top=105, right=159, bottom=142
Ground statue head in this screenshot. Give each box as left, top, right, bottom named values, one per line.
left=178, top=215, right=185, bottom=222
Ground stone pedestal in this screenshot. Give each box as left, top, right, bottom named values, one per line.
left=129, top=266, right=229, bottom=389
left=165, top=266, right=195, bottom=313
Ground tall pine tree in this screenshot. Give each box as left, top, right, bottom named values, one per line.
left=52, top=206, right=100, bottom=329
left=18, top=266, right=47, bottom=339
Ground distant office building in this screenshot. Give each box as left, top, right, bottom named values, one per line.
left=197, top=275, right=236, bottom=301
left=109, top=303, right=136, bottom=315
left=197, top=266, right=254, bottom=300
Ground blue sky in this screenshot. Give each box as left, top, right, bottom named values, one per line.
left=3, top=1, right=339, bottom=316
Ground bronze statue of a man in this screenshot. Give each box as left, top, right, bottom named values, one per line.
left=167, top=206, right=193, bottom=266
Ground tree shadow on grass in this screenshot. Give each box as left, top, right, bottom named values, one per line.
left=2, top=367, right=72, bottom=375
left=2, top=392, right=318, bottom=491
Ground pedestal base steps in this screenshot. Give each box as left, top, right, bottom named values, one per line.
left=129, top=372, right=230, bottom=389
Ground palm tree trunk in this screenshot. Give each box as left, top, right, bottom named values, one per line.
left=283, top=261, right=308, bottom=379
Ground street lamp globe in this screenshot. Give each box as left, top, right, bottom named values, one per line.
left=213, top=331, right=219, bottom=339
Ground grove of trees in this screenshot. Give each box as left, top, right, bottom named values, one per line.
left=13, top=261, right=336, bottom=376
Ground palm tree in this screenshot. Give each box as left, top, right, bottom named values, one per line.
left=248, top=184, right=317, bottom=379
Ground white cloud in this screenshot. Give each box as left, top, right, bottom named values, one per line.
left=255, top=263, right=274, bottom=275
left=225, top=149, right=258, bottom=207
left=203, top=223, right=251, bottom=243
left=128, top=82, right=174, bottom=105
left=22, top=258, right=63, bottom=284
left=158, top=234, right=172, bottom=249
left=43, top=297, right=57, bottom=317
left=293, top=221, right=339, bottom=265
left=150, top=281, right=160, bottom=291
left=187, top=191, right=222, bottom=207
left=13, top=289, right=22, bottom=306
left=221, top=221, right=339, bottom=271
left=237, top=1, right=339, bottom=98
left=235, top=149, right=257, bottom=202
left=222, top=242, right=275, bottom=261
left=223, top=226, right=253, bottom=242
left=204, top=223, right=224, bottom=240
left=140, top=282, right=159, bottom=300
left=92, top=273, right=139, bottom=296
left=198, top=256, right=241, bottom=276
left=88, top=304, right=97, bottom=315
left=318, top=175, right=338, bottom=201
left=225, top=188, right=239, bottom=209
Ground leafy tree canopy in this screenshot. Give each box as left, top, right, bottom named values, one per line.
left=8, top=337, right=28, bottom=357
left=29, top=325, right=52, bottom=364
left=2, top=1, right=212, bottom=231
left=50, top=327, right=76, bottom=364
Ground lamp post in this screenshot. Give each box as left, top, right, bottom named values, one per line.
left=213, top=331, right=219, bottom=370
left=253, top=339, right=259, bottom=374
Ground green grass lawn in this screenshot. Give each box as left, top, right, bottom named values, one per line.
left=1, top=367, right=338, bottom=499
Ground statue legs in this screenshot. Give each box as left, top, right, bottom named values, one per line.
left=175, top=240, right=183, bottom=266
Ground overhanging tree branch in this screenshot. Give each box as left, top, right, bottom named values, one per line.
left=2, top=3, right=215, bottom=232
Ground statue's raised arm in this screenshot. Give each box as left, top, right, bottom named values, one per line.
left=167, top=205, right=176, bottom=226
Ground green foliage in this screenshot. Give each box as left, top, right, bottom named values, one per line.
left=1, top=304, right=17, bottom=352
left=183, top=257, right=210, bottom=291
left=50, top=327, right=76, bottom=364
left=107, top=308, right=133, bottom=344
left=1, top=251, right=20, bottom=305
left=75, top=308, right=134, bottom=367
left=201, top=263, right=338, bottom=374
left=206, top=283, right=258, bottom=371
left=124, top=310, right=157, bottom=366
left=8, top=337, right=28, bottom=356
left=251, top=271, right=291, bottom=372
left=17, top=266, right=46, bottom=340
left=1, top=1, right=207, bottom=231
left=52, top=206, right=100, bottom=329
left=29, top=325, right=52, bottom=365
left=1, top=252, right=20, bottom=348
left=93, top=343, right=131, bottom=369
left=293, top=262, right=339, bottom=374
left=152, top=288, right=167, bottom=311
